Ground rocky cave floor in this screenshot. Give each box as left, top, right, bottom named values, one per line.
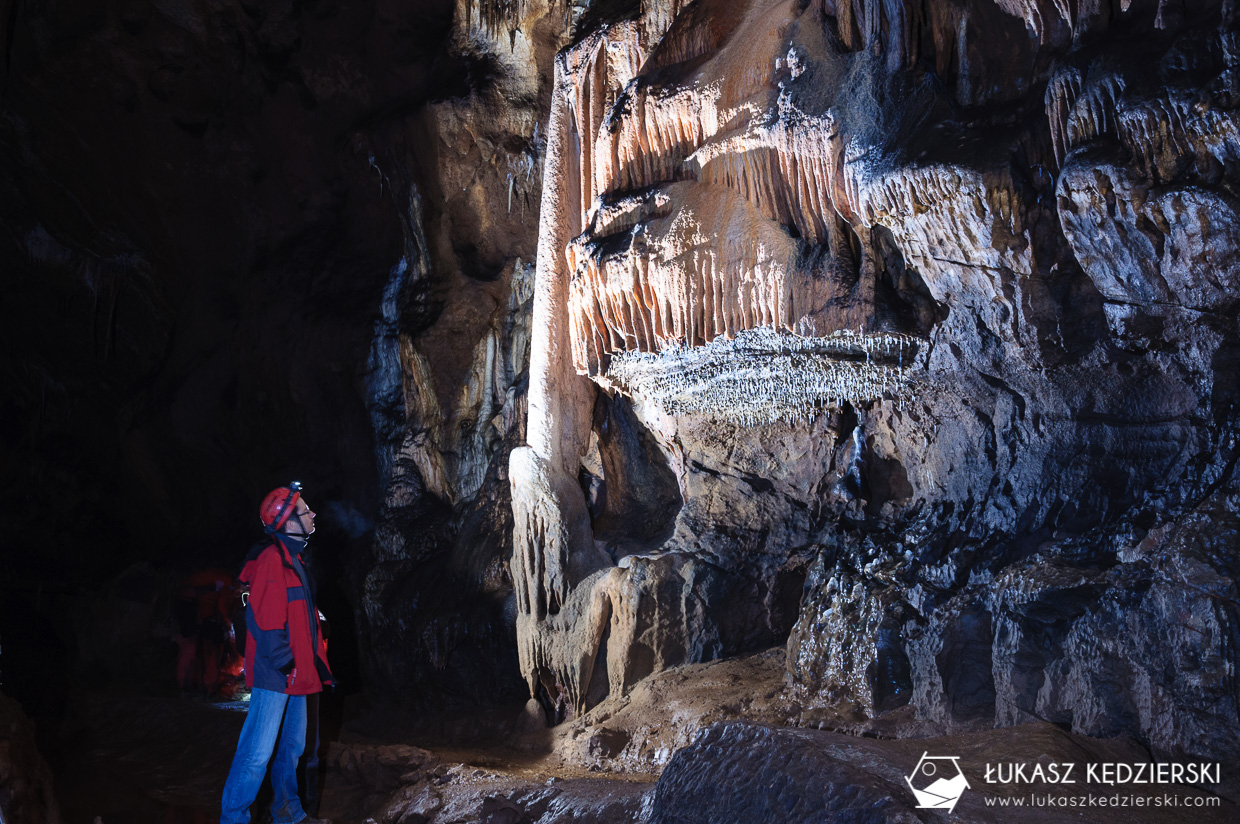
left=43, top=649, right=1240, bottom=824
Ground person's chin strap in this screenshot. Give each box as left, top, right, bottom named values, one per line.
left=283, top=516, right=312, bottom=540
left=286, top=526, right=309, bottom=540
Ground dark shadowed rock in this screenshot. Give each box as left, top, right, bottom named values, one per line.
left=649, top=722, right=923, bottom=824
left=649, top=720, right=1238, bottom=824
left=0, top=692, right=62, bottom=824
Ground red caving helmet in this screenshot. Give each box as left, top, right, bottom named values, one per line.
left=259, top=481, right=303, bottom=534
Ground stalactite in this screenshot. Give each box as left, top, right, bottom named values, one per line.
left=1065, top=71, right=1127, bottom=149
left=566, top=196, right=845, bottom=376
left=1116, top=92, right=1240, bottom=185
left=465, top=0, right=548, bottom=39
left=1046, top=67, right=1081, bottom=169
left=602, top=325, right=921, bottom=424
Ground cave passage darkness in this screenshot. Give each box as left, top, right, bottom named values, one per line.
left=0, top=0, right=502, bottom=797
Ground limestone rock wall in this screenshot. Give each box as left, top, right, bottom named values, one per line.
left=510, top=0, right=1240, bottom=761
left=355, top=0, right=564, bottom=703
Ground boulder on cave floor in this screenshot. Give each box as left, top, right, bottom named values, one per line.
left=649, top=720, right=1237, bottom=824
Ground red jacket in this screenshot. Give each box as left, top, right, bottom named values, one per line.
left=239, top=535, right=332, bottom=695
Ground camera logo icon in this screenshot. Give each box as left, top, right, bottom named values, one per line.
left=905, top=752, right=970, bottom=812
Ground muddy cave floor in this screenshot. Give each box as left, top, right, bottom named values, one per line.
left=47, top=650, right=1240, bottom=824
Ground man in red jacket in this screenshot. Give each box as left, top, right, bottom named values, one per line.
left=220, top=482, right=332, bottom=824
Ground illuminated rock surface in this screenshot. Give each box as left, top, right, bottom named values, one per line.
left=509, top=0, right=1240, bottom=767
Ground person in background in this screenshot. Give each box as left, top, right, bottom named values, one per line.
left=176, top=568, right=239, bottom=697
left=219, top=482, right=333, bottom=824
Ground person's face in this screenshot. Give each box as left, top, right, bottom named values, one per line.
left=285, top=497, right=315, bottom=537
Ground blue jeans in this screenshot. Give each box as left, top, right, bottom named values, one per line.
left=220, top=688, right=308, bottom=824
